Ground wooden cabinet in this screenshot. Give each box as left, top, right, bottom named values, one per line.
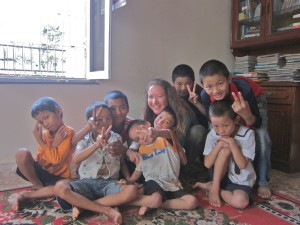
left=260, top=81, right=300, bottom=173
left=231, top=0, right=300, bottom=56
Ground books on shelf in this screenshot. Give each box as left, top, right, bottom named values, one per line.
left=240, top=25, right=260, bottom=39
left=234, top=55, right=257, bottom=74
left=255, top=53, right=300, bottom=82
left=281, top=0, right=300, bottom=13
left=254, top=54, right=286, bottom=81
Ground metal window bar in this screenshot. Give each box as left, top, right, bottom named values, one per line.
left=0, top=43, right=66, bottom=77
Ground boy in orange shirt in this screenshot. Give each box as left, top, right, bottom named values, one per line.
left=13, top=97, right=76, bottom=210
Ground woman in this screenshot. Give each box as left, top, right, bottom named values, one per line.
left=144, top=79, right=207, bottom=167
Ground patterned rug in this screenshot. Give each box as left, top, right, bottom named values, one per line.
left=1, top=187, right=299, bottom=225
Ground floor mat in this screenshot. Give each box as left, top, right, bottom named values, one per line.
left=1, top=187, right=299, bottom=225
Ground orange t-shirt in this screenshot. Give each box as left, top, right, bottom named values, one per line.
left=35, top=125, right=75, bottom=179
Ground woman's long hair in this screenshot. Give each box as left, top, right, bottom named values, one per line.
left=144, top=79, right=195, bottom=139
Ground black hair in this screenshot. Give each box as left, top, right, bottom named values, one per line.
left=161, top=106, right=177, bottom=127
left=85, top=102, right=110, bottom=120
left=127, top=119, right=147, bottom=135
left=31, top=97, right=61, bottom=118
left=172, top=64, right=195, bottom=82
left=104, top=90, right=129, bottom=108
left=209, top=100, right=237, bottom=121
left=199, top=59, right=230, bottom=83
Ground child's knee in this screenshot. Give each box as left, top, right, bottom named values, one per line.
left=15, top=148, right=31, bottom=163
left=186, top=195, right=198, bottom=209
left=149, top=193, right=163, bottom=208
left=122, top=184, right=139, bottom=201
left=231, top=194, right=249, bottom=209
left=54, top=180, right=71, bottom=197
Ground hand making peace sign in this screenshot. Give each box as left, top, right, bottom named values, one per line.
left=187, top=82, right=199, bottom=105
left=231, top=92, right=252, bottom=121
left=96, top=124, right=112, bottom=147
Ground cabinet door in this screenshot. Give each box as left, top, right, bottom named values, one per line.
left=266, top=0, right=300, bottom=43
left=231, top=0, right=264, bottom=48
left=267, top=103, right=291, bottom=170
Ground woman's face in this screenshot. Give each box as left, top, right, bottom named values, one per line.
left=147, top=85, right=168, bottom=115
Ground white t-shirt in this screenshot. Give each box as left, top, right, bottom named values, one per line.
left=76, top=131, right=123, bottom=179
left=204, top=125, right=257, bottom=187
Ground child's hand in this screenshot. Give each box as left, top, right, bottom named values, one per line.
left=218, top=136, right=235, bottom=150
left=136, top=125, right=157, bottom=143
left=86, top=117, right=96, bottom=130
left=96, top=125, right=112, bottom=147
left=33, top=122, right=43, bottom=138
left=117, top=179, right=127, bottom=185
left=216, top=139, right=229, bottom=149
left=231, top=92, right=252, bottom=120
left=52, top=126, right=67, bottom=147
left=187, top=83, right=199, bottom=105
left=87, top=106, right=104, bottom=130
left=107, top=142, right=127, bottom=156
left=127, top=149, right=140, bottom=163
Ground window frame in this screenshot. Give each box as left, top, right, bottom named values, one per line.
left=0, top=0, right=111, bottom=84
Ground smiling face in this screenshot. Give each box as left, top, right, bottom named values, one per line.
left=34, top=108, right=63, bottom=133
left=210, top=113, right=236, bottom=137
left=107, top=98, right=129, bottom=126
left=154, top=111, right=175, bottom=129
left=128, top=123, right=152, bottom=146
left=173, top=76, right=194, bottom=98
left=147, top=85, right=168, bottom=115
left=201, top=74, right=230, bottom=100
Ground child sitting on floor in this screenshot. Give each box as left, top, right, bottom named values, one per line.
left=13, top=97, right=76, bottom=211
left=193, top=100, right=256, bottom=209
left=126, top=106, right=197, bottom=215
left=54, top=102, right=138, bottom=225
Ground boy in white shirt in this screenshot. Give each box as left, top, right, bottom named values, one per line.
left=193, top=100, right=256, bottom=209
left=54, top=102, right=138, bottom=225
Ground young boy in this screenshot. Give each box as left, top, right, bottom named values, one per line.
left=13, top=97, right=76, bottom=210
left=54, top=102, right=138, bottom=225
left=126, top=107, right=197, bottom=215
left=172, top=64, right=208, bottom=128
left=193, top=100, right=256, bottom=209
left=198, top=59, right=271, bottom=199
left=104, top=90, right=143, bottom=184
left=104, top=90, right=139, bottom=163
left=172, top=64, right=208, bottom=165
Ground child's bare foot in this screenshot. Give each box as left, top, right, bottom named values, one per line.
left=138, top=206, right=149, bottom=215
left=209, top=185, right=221, bottom=207
left=193, top=181, right=212, bottom=190
left=12, top=193, right=25, bottom=211
left=257, top=185, right=271, bottom=199
left=107, top=207, right=122, bottom=225
left=72, top=206, right=83, bottom=220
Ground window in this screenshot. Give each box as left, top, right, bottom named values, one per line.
left=0, top=0, right=112, bottom=83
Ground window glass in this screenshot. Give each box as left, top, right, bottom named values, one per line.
left=0, top=0, right=112, bottom=83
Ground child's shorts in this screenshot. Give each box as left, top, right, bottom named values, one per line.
left=143, top=180, right=186, bottom=200
left=57, top=177, right=121, bottom=212
left=16, top=161, right=63, bottom=186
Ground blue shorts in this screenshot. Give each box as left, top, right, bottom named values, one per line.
left=143, top=180, right=186, bottom=200
left=57, top=177, right=121, bottom=212
left=16, top=161, right=63, bottom=186
left=208, top=167, right=253, bottom=197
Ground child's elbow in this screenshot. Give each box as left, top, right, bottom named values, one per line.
left=71, top=157, right=80, bottom=165
left=181, top=158, right=188, bottom=166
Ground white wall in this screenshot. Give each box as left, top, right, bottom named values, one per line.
left=0, top=0, right=234, bottom=163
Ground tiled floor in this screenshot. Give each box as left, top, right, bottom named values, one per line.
left=1, top=162, right=300, bottom=200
